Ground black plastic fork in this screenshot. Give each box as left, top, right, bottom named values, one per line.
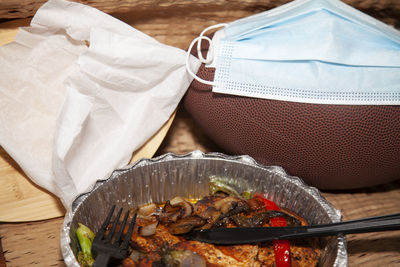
left=91, top=205, right=136, bottom=267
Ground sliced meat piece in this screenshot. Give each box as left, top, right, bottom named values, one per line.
left=216, top=244, right=260, bottom=266
left=137, top=252, right=162, bottom=267
left=131, top=224, right=182, bottom=253
left=290, top=240, right=321, bottom=267
left=122, top=257, right=136, bottom=267
left=173, top=241, right=260, bottom=267
left=257, top=240, right=321, bottom=267
left=257, top=244, right=276, bottom=267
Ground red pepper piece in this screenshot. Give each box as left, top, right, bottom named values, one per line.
left=254, top=194, right=291, bottom=267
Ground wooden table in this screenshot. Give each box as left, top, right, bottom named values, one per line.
left=1, top=3, right=400, bottom=265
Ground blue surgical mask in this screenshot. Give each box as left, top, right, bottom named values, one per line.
left=186, top=0, right=400, bottom=105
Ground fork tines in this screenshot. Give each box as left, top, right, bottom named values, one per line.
left=92, top=205, right=137, bottom=267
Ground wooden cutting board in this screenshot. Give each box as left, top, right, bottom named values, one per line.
left=0, top=18, right=176, bottom=222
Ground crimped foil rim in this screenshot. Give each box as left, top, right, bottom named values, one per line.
left=61, top=150, right=347, bottom=266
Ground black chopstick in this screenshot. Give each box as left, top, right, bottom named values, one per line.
left=184, top=213, right=400, bottom=245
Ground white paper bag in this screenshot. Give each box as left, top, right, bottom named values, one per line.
left=0, top=0, right=201, bottom=207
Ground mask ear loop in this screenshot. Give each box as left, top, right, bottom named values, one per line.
left=197, top=23, right=228, bottom=64
left=186, top=36, right=215, bottom=86
left=186, top=23, right=228, bottom=86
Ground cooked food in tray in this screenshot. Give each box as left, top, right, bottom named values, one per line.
left=77, top=177, right=321, bottom=267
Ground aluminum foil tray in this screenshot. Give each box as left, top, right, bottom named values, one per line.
left=61, top=151, right=347, bottom=266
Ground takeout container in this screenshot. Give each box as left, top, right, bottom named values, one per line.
left=61, top=151, right=347, bottom=266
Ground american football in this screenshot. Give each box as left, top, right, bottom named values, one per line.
left=184, top=41, right=400, bottom=189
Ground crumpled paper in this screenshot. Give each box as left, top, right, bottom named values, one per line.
left=0, top=0, right=200, bottom=207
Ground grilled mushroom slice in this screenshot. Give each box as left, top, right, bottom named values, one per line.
left=168, top=216, right=206, bottom=235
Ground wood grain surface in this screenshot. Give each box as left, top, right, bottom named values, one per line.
left=0, top=2, right=400, bottom=266
left=0, top=237, right=5, bottom=267
left=1, top=0, right=400, bottom=20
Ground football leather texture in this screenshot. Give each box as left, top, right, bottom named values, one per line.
left=183, top=39, right=400, bottom=189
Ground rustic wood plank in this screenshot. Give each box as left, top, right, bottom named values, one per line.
left=0, top=218, right=65, bottom=266
left=0, top=2, right=399, bottom=265
left=0, top=146, right=66, bottom=222
left=1, top=0, right=399, bottom=20
left=0, top=236, right=5, bottom=267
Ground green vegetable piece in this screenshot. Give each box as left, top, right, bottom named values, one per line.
left=77, top=251, right=95, bottom=267
left=209, top=177, right=242, bottom=198
left=209, top=176, right=254, bottom=199
left=76, top=223, right=95, bottom=266
left=241, top=190, right=253, bottom=200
